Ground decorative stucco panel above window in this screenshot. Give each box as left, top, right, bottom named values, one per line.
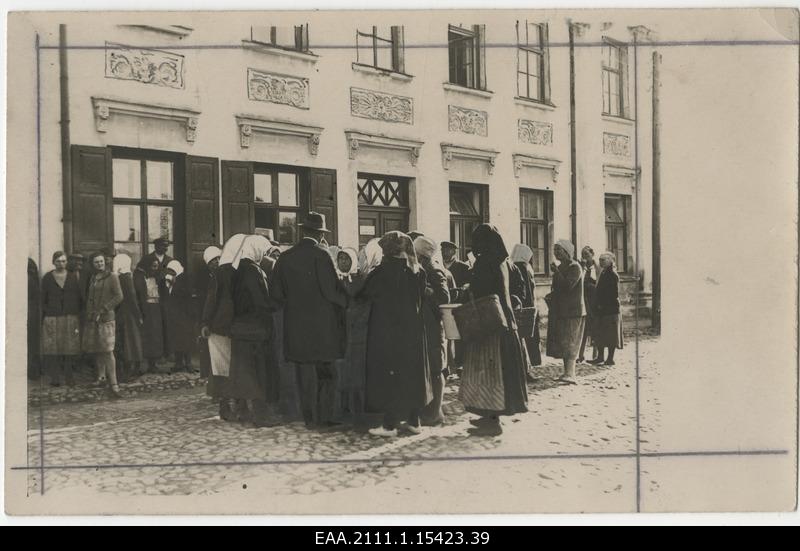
left=247, top=69, right=310, bottom=110
left=518, top=119, right=553, bottom=146
left=105, top=43, right=185, bottom=89
left=448, top=105, right=488, bottom=137
left=350, top=88, right=413, bottom=125
left=603, top=132, right=631, bottom=157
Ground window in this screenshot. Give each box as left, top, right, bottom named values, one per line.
left=253, top=167, right=302, bottom=245
left=605, top=194, right=632, bottom=273
left=112, top=155, right=176, bottom=267
left=355, top=26, right=405, bottom=73
left=602, top=39, right=629, bottom=117
left=250, top=24, right=310, bottom=53
left=519, top=189, right=553, bottom=275
left=516, top=21, right=550, bottom=103
left=448, top=24, right=487, bottom=90
left=449, top=182, right=488, bottom=261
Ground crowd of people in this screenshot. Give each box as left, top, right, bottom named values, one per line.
left=28, top=212, right=624, bottom=438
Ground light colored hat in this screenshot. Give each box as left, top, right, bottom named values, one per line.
left=203, top=246, right=222, bottom=265
left=556, top=239, right=575, bottom=258
left=511, top=243, right=534, bottom=264
left=166, top=259, right=184, bottom=278
left=413, top=236, right=438, bottom=259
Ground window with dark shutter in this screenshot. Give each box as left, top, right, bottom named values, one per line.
left=71, top=145, right=113, bottom=256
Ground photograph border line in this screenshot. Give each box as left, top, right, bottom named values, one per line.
left=24, top=26, right=800, bottom=513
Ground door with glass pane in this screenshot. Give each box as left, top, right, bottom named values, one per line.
left=520, top=189, right=553, bottom=275
left=449, top=182, right=488, bottom=261
left=112, top=155, right=177, bottom=268
left=357, top=173, right=409, bottom=247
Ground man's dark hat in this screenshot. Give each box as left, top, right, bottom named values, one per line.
left=153, top=237, right=171, bottom=245
left=300, top=212, right=330, bottom=233
left=68, top=252, right=85, bottom=259
left=440, top=240, right=458, bottom=249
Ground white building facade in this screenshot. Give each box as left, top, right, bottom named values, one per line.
left=21, top=11, right=659, bottom=323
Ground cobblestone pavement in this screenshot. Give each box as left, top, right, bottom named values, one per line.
left=23, top=337, right=661, bottom=512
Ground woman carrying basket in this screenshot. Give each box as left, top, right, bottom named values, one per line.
left=459, top=225, right=528, bottom=437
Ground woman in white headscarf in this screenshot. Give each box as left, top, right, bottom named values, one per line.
left=358, top=238, right=383, bottom=276
left=510, top=244, right=542, bottom=369
left=229, top=234, right=280, bottom=428
left=197, top=246, right=222, bottom=380
left=113, top=253, right=144, bottom=382
left=546, top=239, right=586, bottom=384
left=334, top=245, right=371, bottom=431
left=164, top=259, right=196, bottom=373
left=201, top=235, right=245, bottom=421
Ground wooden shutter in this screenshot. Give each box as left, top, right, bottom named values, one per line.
left=221, top=161, right=254, bottom=240
left=185, top=155, right=219, bottom=293
left=391, top=26, right=405, bottom=73
left=474, top=24, right=487, bottom=91
left=309, top=168, right=338, bottom=246
left=71, top=145, right=112, bottom=255
left=542, top=23, right=552, bottom=103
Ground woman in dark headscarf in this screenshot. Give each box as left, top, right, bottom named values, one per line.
left=460, top=225, right=528, bottom=436
left=361, top=231, right=432, bottom=437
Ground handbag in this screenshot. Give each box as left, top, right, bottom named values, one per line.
left=452, top=294, right=508, bottom=341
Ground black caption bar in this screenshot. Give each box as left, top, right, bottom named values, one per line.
left=311, top=528, right=498, bottom=545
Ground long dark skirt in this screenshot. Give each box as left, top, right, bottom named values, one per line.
left=592, top=314, right=624, bottom=349
left=461, top=330, right=528, bottom=417
left=229, top=338, right=278, bottom=402
left=141, top=303, right=164, bottom=360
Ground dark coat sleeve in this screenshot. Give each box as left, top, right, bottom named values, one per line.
left=269, top=257, right=286, bottom=304
left=594, top=270, right=620, bottom=315
left=133, top=270, right=149, bottom=318
left=554, top=262, right=583, bottom=293
left=40, top=272, right=52, bottom=317
left=426, top=266, right=451, bottom=307
left=122, top=275, right=143, bottom=322
left=102, top=274, right=124, bottom=314
left=201, top=273, right=218, bottom=326
left=315, top=252, right=347, bottom=308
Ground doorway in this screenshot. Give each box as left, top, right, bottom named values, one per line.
left=357, top=173, right=410, bottom=246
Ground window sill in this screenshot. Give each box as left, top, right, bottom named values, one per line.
left=515, top=97, right=556, bottom=111
left=241, top=40, right=319, bottom=64
left=352, top=63, right=414, bottom=81
left=602, top=114, right=635, bottom=126
left=442, top=83, right=494, bottom=99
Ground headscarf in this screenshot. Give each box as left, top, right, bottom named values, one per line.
left=471, top=224, right=509, bottom=261
left=556, top=239, right=575, bottom=259
left=166, top=259, right=184, bottom=278
left=337, top=248, right=359, bottom=280
left=327, top=245, right=342, bottom=265
left=510, top=244, right=534, bottom=264
left=219, top=234, right=247, bottom=267
left=378, top=231, right=419, bottom=273
left=413, top=236, right=437, bottom=260
left=359, top=238, right=383, bottom=275
left=112, top=254, right=132, bottom=275
left=232, top=235, right=271, bottom=270
left=203, top=246, right=222, bottom=266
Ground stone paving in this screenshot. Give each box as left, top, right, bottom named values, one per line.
left=24, top=337, right=660, bottom=511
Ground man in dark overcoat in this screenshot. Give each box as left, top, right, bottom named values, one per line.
left=270, top=212, right=347, bottom=429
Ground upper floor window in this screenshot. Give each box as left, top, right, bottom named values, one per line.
left=516, top=21, right=550, bottom=103
left=356, top=26, right=406, bottom=73
left=602, top=39, right=629, bottom=118
left=448, top=24, right=487, bottom=90
left=250, top=25, right=310, bottom=53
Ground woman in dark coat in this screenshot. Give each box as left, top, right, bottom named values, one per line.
left=591, top=252, right=624, bottom=365
left=40, top=251, right=82, bottom=386
left=112, top=254, right=144, bottom=382
left=229, top=235, right=279, bottom=428
left=198, top=246, right=221, bottom=380
left=201, top=239, right=240, bottom=421
left=165, top=260, right=196, bottom=373
left=511, top=244, right=543, bottom=368
left=28, top=258, right=42, bottom=381
left=361, top=231, right=432, bottom=437
left=413, top=236, right=451, bottom=427
left=547, top=240, right=586, bottom=384
left=333, top=247, right=370, bottom=429
left=460, top=225, right=528, bottom=437
left=133, top=257, right=167, bottom=373
left=578, top=246, right=600, bottom=364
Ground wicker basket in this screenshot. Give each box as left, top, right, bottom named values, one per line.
left=452, top=294, right=508, bottom=341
